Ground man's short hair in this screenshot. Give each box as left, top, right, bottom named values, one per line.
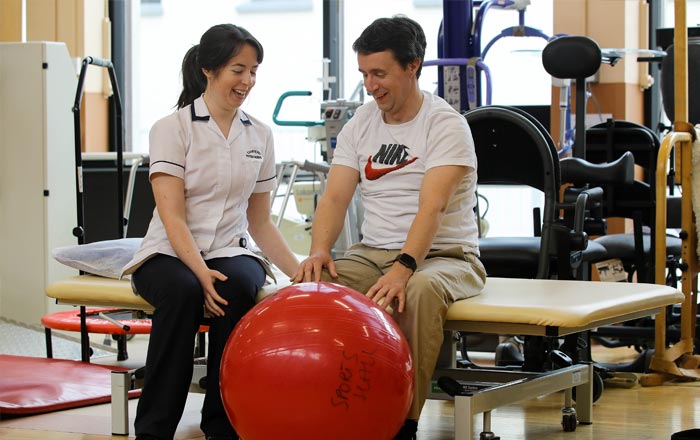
left=352, top=15, right=427, bottom=79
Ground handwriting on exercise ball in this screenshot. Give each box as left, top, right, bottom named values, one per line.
left=330, top=349, right=376, bottom=410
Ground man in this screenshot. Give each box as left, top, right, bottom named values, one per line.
left=292, top=15, right=485, bottom=440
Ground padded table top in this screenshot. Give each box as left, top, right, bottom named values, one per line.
left=47, top=275, right=682, bottom=335
left=446, top=277, right=683, bottom=335
left=47, top=274, right=284, bottom=312
left=47, top=275, right=153, bottom=311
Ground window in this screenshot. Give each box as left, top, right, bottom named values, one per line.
left=236, top=0, right=313, bottom=14
left=133, top=0, right=324, bottom=163
left=341, top=1, right=552, bottom=107
left=140, top=0, right=163, bottom=17
left=133, top=1, right=552, bottom=162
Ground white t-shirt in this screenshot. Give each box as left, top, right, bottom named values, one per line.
left=332, top=91, right=479, bottom=253
left=122, top=96, right=277, bottom=275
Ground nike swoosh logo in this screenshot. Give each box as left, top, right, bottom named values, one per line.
left=364, top=155, right=418, bottom=180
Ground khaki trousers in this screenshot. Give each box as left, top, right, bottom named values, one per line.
left=320, top=243, right=486, bottom=421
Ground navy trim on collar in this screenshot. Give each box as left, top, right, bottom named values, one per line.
left=190, top=104, right=210, bottom=121
left=239, top=111, right=252, bottom=126
left=191, top=102, right=253, bottom=126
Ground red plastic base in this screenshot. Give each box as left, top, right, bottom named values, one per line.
left=41, top=308, right=153, bottom=335
left=41, top=308, right=209, bottom=335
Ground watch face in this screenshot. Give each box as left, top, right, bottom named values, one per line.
left=396, top=253, right=416, bottom=271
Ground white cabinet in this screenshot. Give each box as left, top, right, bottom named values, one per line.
left=0, top=42, right=79, bottom=325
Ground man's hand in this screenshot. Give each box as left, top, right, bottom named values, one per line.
left=292, top=251, right=338, bottom=283
left=365, top=263, right=413, bottom=313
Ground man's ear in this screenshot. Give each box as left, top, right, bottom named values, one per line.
left=407, top=59, right=420, bottom=76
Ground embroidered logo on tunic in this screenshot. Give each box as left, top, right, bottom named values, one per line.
left=364, top=143, right=418, bottom=180
left=246, top=149, right=263, bottom=160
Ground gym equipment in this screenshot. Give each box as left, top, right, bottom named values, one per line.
left=271, top=91, right=364, bottom=256
left=660, top=39, right=700, bottom=125
left=544, top=35, right=665, bottom=158
left=542, top=35, right=602, bottom=160
left=39, top=55, right=135, bottom=363
left=576, top=121, right=685, bottom=371
left=272, top=90, right=362, bottom=163
left=0, top=354, right=140, bottom=416
left=646, top=1, right=700, bottom=383
left=460, top=105, right=630, bottom=403
left=432, top=0, right=551, bottom=113
left=586, top=120, right=682, bottom=287
left=219, top=282, right=413, bottom=440
left=471, top=105, right=616, bottom=281
left=431, top=277, right=681, bottom=439
left=45, top=257, right=682, bottom=437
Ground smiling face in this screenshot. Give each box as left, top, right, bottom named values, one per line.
left=202, top=43, right=259, bottom=113
left=358, top=50, right=421, bottom=124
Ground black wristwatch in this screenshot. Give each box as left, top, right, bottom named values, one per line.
left=394, top=253, right=417, bottom=273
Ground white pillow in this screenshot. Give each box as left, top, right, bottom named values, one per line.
left=52, top=238, right=142, bottom=279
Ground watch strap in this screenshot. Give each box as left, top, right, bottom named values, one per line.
left=394, top=253, right=417, bottom=272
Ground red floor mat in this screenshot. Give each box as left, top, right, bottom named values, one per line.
left=0, top=354, right=140, bottom=415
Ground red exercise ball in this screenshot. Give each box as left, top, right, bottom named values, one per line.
left=220, top=281, right=414, bottom=440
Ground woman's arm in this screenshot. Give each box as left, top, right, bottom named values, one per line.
left=151, top=172, right=229, bottom=316
left=246, top=191, right=300, bottom=278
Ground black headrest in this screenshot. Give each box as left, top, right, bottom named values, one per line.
left=542, top=36, right=602, bottom=80
left=660, top=42, right=700, bottom=124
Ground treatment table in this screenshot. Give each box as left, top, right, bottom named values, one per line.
left=46, top=275, right=682, bottom=438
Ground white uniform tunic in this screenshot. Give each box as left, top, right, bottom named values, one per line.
left=122, top=96, right=277, bottom=275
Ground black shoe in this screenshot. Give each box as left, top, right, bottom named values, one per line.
left=393, top=419, right=418, bottom=440
left=672, top=429, right=700, bottom=440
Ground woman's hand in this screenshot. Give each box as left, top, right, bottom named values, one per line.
left=199, top=269, right=229, bottom=317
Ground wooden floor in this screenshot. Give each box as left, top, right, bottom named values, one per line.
left=1, top=336, right=699, bottom=439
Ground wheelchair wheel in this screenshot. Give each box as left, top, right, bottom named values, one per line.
left=572, top=370, right=604, bottom=403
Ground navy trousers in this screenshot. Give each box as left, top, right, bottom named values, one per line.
left=132, top=254, right=265, bottom=439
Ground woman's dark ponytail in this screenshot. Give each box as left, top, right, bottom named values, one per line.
left=176, top=44, right=206, bottom=109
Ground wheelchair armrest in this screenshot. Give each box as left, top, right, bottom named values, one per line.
left=554, top=184, right=603, bottom=258
left=561, top=185, right=607, bottom=236
left=560, top=151, right=635, bottom=186
left=572, top=188, right=600, bottom=233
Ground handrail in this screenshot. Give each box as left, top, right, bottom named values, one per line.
left=652, top=128, right=696, bottom=373
left=272, top=91, right=324, bottom=127
left=655, top=131, right=692, bottom=285
left=72, top=56, right=124, bottom=243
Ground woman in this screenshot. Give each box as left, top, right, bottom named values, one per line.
left=123, top=24, right=299, bottom=440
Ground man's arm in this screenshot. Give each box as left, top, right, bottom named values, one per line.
left=292, top=164, right=360, bottom=282
left=366, top=164, right=469, bottom=312
left=400, top=164, right=468, bottom=263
